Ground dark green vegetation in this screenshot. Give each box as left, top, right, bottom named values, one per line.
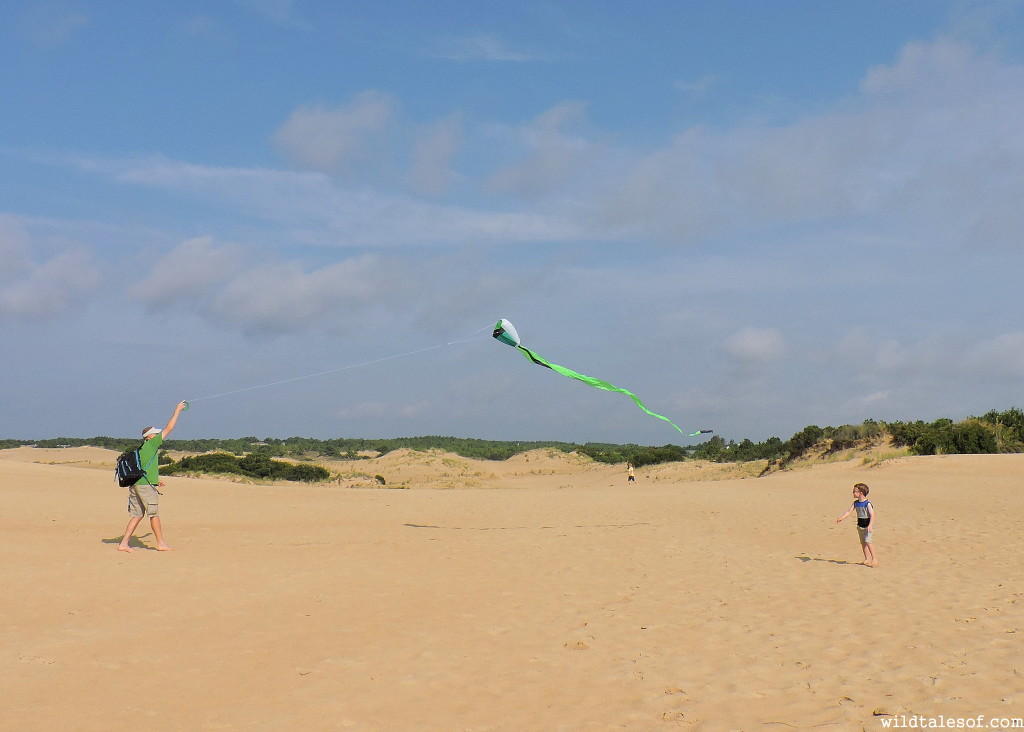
left=10, top=409, right=1024, bottom=477
left=162, top=452, right=331, bottom=483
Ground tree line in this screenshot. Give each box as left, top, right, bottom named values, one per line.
left=5, top=407, right=1024, bottom=471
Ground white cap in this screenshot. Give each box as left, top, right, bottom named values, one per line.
left=143, top=427, right=162, bottom=437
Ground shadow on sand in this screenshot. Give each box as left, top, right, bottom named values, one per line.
left=795, top=555, right=859, bottom=566
left=100, top=534, right=156, bottom=550
left=405, top=522, right=655, bottom=531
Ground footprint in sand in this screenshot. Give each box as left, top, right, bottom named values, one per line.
left=18, top=654, right=55, bottom=665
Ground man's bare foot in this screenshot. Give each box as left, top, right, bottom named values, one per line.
left=117, top=545, right=133, bottom=553
left=156, top=545, right=173, bottom=551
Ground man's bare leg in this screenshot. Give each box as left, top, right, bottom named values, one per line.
left=118, top=516, right=143, bottom=552
left=151, top=516, right=172, bottom=551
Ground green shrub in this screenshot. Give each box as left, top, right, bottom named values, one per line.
left=164, top=452, right=330, bottom=482
left=239, top=452, right=278, bottom=478
left=165, top=453, right=245, bottom=475
left=281, top=463, right=331, bottom=482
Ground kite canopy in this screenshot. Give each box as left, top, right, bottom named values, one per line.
left=492, top=318, right=711, bottom=437
left=492, top=319, right=521, bottom=348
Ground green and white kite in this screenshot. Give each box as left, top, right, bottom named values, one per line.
left=492, top=319, right=712, bottom=437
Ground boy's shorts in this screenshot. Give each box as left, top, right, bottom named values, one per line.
left=128, top=483, right=160, bottom=517
left=857, top=526, right=873, bottom=544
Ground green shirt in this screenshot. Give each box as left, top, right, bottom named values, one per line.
left=138, top=433, right=163, bottom=485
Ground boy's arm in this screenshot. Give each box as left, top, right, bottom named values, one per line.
left=866, top=503, right=875, bottom=530
left=835, top=504, right=853, bottom=523
left=162, top=401, right=188, bottom=439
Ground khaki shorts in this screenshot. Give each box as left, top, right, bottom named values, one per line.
left=857, top=526, right=873, bottom=544
left=128, top=482, right=160, bottom=518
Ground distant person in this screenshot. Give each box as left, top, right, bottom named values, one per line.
left=627, top=462, right=636, bottom=484
left=835, top=482, right=877, bottom=567
left=117, top=401, right=188, bottom=553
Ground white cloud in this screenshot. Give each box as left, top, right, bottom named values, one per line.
left=70, top=153, right=588, bottom=247
left=964, top=332, right=1024, bottom=380
left=208, top=254, right=403, bottom=334
left=847, top=391, right=892, bottom=409
left=230, top=0, right=310, bottom=29
left=724, top=327, right=785, bottom=364
left=407, top=115, right=463, bottom=196
left=428, top=33, right=546, bottom=62
left=274, top=91, right=397, bottom=172
left=182, top=14, right=229, bottom=43
left=334, top=401, right=389, bottom=419
left=100, top=155, right=343, bottom=216
left=399, top=401, right=431, bottom=417
left=861, top=38, right=988, bottom=96
left=332, top=400, right=431, bottom=420
left=0, top=248, right=100, bottom=319
left=130, top=236, right=243, bottom=308
left=487, top=101, right=599, bottom=199
left=598, top=37, right=1024, bottom=247
left=830, top=329, right=942, bottom=379
left=75, top=34, right=1024, bottom=253
left=20, top=8, right=88, bottom=48
left=821, top=328, right=1024, bottom=414
left=0, top=215, right=31, bottom=276
left=674, top=73, right=723, bottom=96
left=0, top=215, right=101, bottom=319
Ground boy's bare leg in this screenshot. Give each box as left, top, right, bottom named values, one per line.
left=866, top=543, right=877, bottom=567
left=118, top=516, right=143, bottom=552
left=150, top=516, right=172, bottom=551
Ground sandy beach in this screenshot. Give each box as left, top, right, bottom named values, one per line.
left=1, top=446, right=1021, bottom=731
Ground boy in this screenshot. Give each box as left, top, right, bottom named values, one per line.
left=117, top=401, right=188, bottom=552
left=835, top=482, right=877, bottom=567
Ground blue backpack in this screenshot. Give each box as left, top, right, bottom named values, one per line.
left=115, top=446, right=156, bottom=487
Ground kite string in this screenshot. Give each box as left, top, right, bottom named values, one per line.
left=186, top=324, right=493, bottom=405
left=444, top=323, right=493, bottom=346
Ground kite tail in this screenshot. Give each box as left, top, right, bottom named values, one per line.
left=516, top=346, right=688, bottom=435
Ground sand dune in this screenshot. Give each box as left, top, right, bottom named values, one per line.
left=1, top=447, right=1021, bottom=731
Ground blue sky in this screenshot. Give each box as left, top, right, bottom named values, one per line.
left=3, top=0, right=1024, bottom=444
